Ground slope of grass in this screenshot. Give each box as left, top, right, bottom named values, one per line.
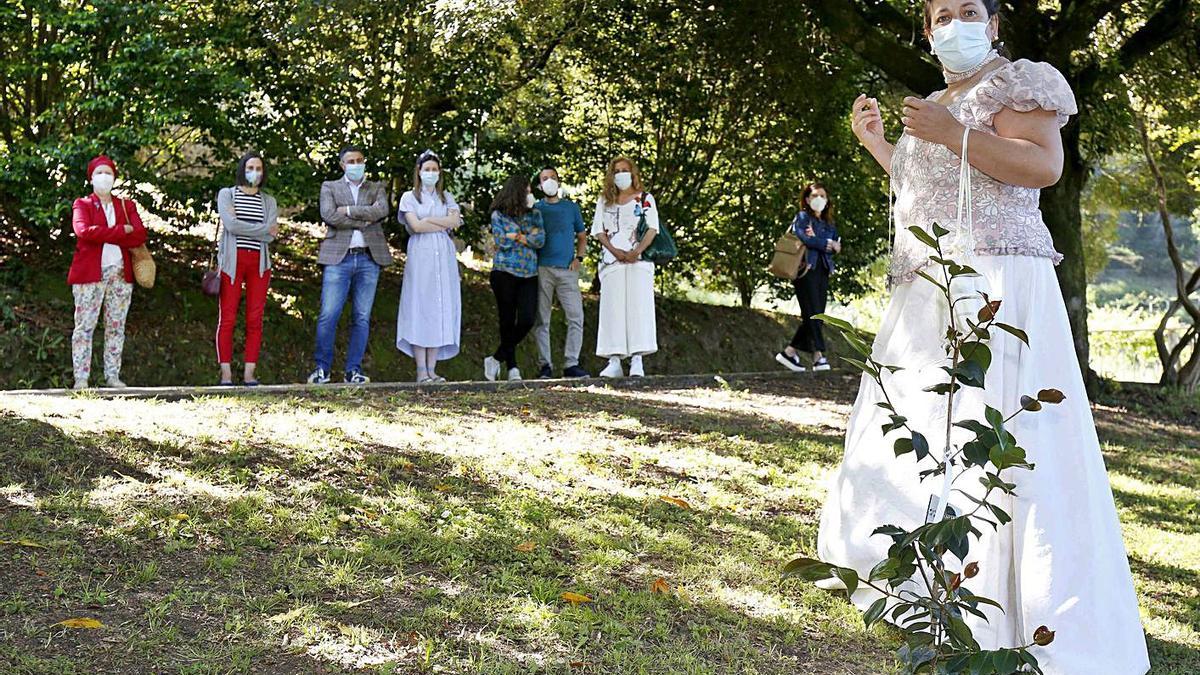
left=1, top=377, right=1198, bottom=674
left=0, top=228, right=828, bottom=390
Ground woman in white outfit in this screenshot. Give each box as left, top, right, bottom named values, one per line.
left=591, top=156, right=658, bottom=378
left=816, top=1, right=1149, bottom=672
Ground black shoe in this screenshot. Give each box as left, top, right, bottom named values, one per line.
left=812, top=357, right=831, bottom=372
left=538, top=364, right=554, bottom=379
left=775, top=351, right=806, bottom=373
left=563, top=365, right=591, bottom=378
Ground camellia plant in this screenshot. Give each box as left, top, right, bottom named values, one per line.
left=785, top=223, right=1060, bottom=674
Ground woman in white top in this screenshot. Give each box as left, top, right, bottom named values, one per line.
left=818, top=1, right=1149, bottom=672
left=591, top=156, right=659, bottom=378
left=396, top=150, right=463, bottom=383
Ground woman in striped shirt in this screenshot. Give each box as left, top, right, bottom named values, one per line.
left=215, top=151, right=279, bottom=385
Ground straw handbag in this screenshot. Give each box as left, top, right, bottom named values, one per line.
left=121, top=200, right=155, bottom=289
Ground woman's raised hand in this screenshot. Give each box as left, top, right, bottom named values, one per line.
left=852, top=94, right=885, bottom=148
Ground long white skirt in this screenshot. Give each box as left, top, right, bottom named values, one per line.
left=596, top=261, right=657, bottom=358
left=817, top=255, right=1149, bottom=674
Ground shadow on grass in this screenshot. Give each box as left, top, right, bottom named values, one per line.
left=0, top=391, right=890, bottom=673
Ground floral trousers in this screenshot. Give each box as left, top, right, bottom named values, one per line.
left=72, top=265, right=133, bottom=382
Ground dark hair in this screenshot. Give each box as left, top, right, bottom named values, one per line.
left=800, top=182, right=835, bottom=223
left=235, top=151, right=266, bottom=188
left=923, top=0, right=1001, bottom=31
left=538, top=166, right=559, bottom=180
left=339, top=145, right=364, bottom=162
left=490, top=174, right=532, bottom=219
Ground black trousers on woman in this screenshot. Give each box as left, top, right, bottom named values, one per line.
left=790, top=266, right=830, bottom=353
left=489, top=270, right=540, bottom=370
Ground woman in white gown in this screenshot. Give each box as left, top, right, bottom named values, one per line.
left=816, top=1, right=1150, bottom=672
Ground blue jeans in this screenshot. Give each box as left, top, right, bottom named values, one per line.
left=313, top=251, right=381, bottom=374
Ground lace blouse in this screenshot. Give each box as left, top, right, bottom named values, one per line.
left=888, top=59, right=1078, bottom=286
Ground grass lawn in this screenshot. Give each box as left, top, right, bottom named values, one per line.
left=0, top=377, right=1197, bottom=673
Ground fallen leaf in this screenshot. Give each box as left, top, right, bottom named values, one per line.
left=650, top=577, right=670, bottom=594
left=434, top=483, right=452, bottom=492
left=336, top=513, right=351, bottom=523
left=169, top=513, right=189, bottom=521
left=561, top=591, right=592, bottom=605
left=658, top=496, right=691, bottom=510
left=267, top=607, right=307, bottom=624
left=514, top=541, right=537, bottom=553
left=0, top=539, right=47, bottom=549
left=55, top=617, right=104, bottom=629
left=570, top=662, right=586, bottom=668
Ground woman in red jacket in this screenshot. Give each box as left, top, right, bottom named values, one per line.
left=68, top=155, right=148, bottom=390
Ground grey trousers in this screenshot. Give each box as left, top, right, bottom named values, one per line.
left=534, top=266, right=585, bottom=368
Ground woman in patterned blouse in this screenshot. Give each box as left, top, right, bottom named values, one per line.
left=483, top=175, right=545, bottom=382
left=817, top=1, right=1149, bottom=672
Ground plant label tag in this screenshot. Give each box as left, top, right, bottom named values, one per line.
left=925, top=495, right=959, bottom=523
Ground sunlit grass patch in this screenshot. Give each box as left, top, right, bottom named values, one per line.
left=1, top=377, right=1197, bottom=673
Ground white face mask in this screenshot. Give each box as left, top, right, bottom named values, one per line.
left=91, top=173, right=115, bottom=195
left=420, top=170, right=440, bottom=188
left=809, top=196, right=828, bottom=214
left=526, top=193, right=536, bottom=209
left=930, top=19, right=993, bottom=74
left=541, top=178, right=560, bottom=197
left=244, top=170, right=262, bottom=187
left=613, top=171, right=633, bottom=191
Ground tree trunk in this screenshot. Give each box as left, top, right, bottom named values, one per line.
left=1038, top=117, right=1097, bottom=393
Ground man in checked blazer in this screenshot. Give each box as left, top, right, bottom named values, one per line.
left=307, top=145, right=395, bottom=385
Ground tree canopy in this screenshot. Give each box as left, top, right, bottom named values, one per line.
left=2, top=0, right=1197, bottom=374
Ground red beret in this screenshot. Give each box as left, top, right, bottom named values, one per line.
left=87, top=155, right=117, bottom=180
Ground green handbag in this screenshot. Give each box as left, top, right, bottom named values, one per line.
left=634, top=192, right=678, bottom=264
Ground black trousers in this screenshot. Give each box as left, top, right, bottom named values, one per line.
left=489, top=270, right=539, bottom=369
left=790, top=267, right=829, bottom=353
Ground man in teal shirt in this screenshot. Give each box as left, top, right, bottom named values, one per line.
left=533, top=166, right=589, bottom=378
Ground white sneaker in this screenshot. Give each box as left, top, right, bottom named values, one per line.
left=629, top=356, right=645, bottom=378
left=775, top=351, right=806, bottom=373
left=72, top=379, right=89, bottom=391
left=104, top=377, right=128, bottom=389
left=484, top=356, right=501, bottom=382
left=599, top=358, right=624, bottom=378
left=507, top=367, right=522, bottom=381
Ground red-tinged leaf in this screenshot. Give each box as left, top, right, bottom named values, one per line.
left=1037, top=389, right=1065, bottom=404
left=1033, top=625, right=1056, bottom=646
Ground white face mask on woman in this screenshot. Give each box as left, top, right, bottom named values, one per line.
left=809, top=196, right=828, bottom=214
left=420, top=170, right=440, bottom=188
left=930, top=19, right=993, bottom=74
left=91, top=173, right=115, bottom=196
left=526, top=193, right=536, bottom=209
left=613, top=171, right=633, bottom=191
left=244, top=170, right=262, bottom=187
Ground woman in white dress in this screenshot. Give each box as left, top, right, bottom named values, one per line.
left=591, top=156, right=659, bottom=378
left=396, top=150, right=463, bottom=382
left=816, top=1, right=1150, bottom=672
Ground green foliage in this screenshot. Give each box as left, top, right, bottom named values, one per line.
left=785, top=224, right=1065, bottom=673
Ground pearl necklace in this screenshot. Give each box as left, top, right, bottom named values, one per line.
left=942, top=50, right=1000, bottom=84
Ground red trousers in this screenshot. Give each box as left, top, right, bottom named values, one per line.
left=216, top=249, right=271, bottom=364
